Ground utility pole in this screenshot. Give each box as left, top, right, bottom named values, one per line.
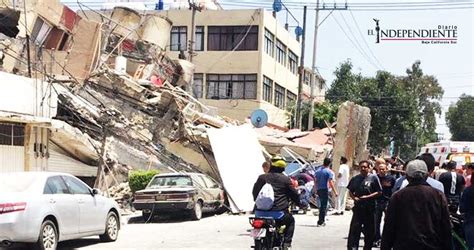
left=23, top=0, right=32, bottom=77
left=308, top=0, right=320, bottom=131
left=295, top=6, right=307, bottom=130
left=188, top=0, right=202, bottom=95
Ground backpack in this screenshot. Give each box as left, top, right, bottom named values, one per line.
left=255, top=180, right=275, bottom=210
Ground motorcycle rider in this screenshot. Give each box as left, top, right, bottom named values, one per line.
left=252, top=155, right=301, bottom=250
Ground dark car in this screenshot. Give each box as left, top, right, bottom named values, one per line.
left=133, top=172, right=225, bottom=221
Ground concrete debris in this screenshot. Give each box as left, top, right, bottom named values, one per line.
left=332, top=101, right=371, bottom=175
left=108, top=182, right=133, bottom=210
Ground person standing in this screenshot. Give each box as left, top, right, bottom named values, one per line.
left=460, top=177, right=474, bottom=249
left=381, top=160, right=452, bottom=250
left=399, top=153, right=445, bottom=193
left=347, top=160, right=382, bottom=250
left=314, top=158, right=338, bottom=226
left=438, top=161, right=465, bottom=213
left=465, top=162, right=473, bottom=188
left=335, top=156, right=350, bottom=215
left=374, top=163, right=395, bottom=247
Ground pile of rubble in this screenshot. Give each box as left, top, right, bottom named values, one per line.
left=108, top=182, right=133, bottom=211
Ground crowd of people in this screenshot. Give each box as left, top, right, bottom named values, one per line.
left=253, top=153, right=474, bottom=250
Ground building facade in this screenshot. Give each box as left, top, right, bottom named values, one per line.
left=161, top=9, right=322, bottom=127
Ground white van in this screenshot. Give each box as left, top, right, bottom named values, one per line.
left=420, top=141, right=473, bottom=167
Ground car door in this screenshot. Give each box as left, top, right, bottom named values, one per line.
left=191, top=175, right=212, bottom=209
left=201, top=175, right=224, bottom=210
left=62, top=176, right=104, bottom=233
left=43, top=176, right=79, bottom=236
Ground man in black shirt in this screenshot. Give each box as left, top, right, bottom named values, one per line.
left=347, top=160, right=382, bottom=250
left=438, top=161, right=465, bottom=213
left=374, top=163, right=396, bottom=246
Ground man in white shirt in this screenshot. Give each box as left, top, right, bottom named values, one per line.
left=335, top=156, right=350, bottom=215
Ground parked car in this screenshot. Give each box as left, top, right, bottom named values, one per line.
left=0, top=172, right=120, bottom=249
left=133, top=172, right=225, bottom=221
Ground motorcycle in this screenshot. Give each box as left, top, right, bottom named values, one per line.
left=249, top=211, right=286, bottom=250
left=450, top=212, right=468, bottom=250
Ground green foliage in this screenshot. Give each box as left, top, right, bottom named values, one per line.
left=325, top=60, right=444, bottom=159
left=446, top=94, right=474, bottom=141
left=300, top=101, right=338, bottom=130
left=128, top=169, right=159, bottom=193
left=326, top=60, right=363, bottom=104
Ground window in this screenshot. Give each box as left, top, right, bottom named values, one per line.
left=195, top=26, right=204, bottom=51
left=193, top=73, right=204, bottom=98
left=201, top=176, right=219, bottom=188
left=264, top=29, right=274, bottom=57
left=0, top=123, right=24, bottom=146
left=304, top=71, right=312, bottom=86
left=206, top=74, right=257, bottom=99
left=275, top=39, right=287, bottom=66
left=274, top=84, right=285, bottom=108
left=208, top=26, right=258, bottom=51
left=191, top=175, right=206, bottom=188
left=62, top=176, right=90, bottom=195
left=44, top=176, right=70, bottom=194
left=170, top=26, right=187, bottom=51
left=30, top=18, right=52, bottom=46
left=44, top=27, right=70, bottom=51
left=263, top=76, right=273, bottom=103
left=288, top=50, right=298, bottom=74
left=148, top=176, right=193, bottom=188
left=286, top=91, right=297, bottom=107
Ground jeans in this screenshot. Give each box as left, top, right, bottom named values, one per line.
left=347, top=205, right=376, bottom=250
left=317, top=189, right=329, bottom=225
left=374, top=200, right=388, bottom=242
left=465, top=220, right=474, bottom=249
left=336, top=186, right=348, bottom=212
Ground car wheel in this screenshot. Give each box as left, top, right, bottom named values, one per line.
left=190, top=201, right=202, bottom=220
left=99, top=212, right=119, bottom=242
left=35, top=219, right=58, bottom=250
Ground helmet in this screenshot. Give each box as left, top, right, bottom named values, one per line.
left=271, top=155, right=287, bottom=168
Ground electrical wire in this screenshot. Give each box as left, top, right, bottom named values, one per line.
left=337, top=11, right=381, bottom=71
left=331, top=14, right=381, bottom=71
left=348, top=10, right=385, bottom=71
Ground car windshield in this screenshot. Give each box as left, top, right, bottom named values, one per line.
left=147, top=176, right=193, bottom=189
left=0, top=173, right=38, bottom=192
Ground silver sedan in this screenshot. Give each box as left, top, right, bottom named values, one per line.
left=0, top=172, right=120, bottom=249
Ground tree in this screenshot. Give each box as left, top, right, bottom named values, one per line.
left=287, top=101, right=338, bottom=130
left=401, top=61, right=444, bottom=146
left=300, top=101, right=338, bottom=130
left=325, top=60, right=443, bottom=159
left=326, top=60, right=362, bottom=104
left=446, top=94, right=474, bottom=141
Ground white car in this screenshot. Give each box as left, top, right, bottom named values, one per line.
left=0, top=172, right=120, bottom=249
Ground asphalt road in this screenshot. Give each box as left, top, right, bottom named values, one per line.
left=55, top=209, right=355, bottom=249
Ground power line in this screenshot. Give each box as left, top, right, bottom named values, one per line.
left=331, top=14, right=380, bottom=71
left=337, top=11, right=382, bottom=70
left=348, top=10, right=385, bottom=71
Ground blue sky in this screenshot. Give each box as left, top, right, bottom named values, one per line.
left=62, top=0, right=474, bottom=140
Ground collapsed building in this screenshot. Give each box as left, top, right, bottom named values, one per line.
left=0, top=0, right=337, bottom=212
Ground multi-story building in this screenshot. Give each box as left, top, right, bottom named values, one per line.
left=161, top=9, right=323, bottom=127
